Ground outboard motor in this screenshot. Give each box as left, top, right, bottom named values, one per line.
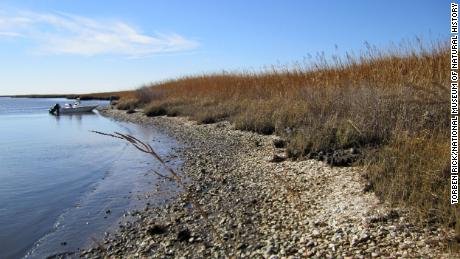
left=49, top=103, right=61, bottom=115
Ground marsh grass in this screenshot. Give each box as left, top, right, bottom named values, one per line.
left=365, top=132, right=452, bottom=223
left=116, top=98, right=139, bottom=110
left=125, top=39, right=456, bottom=236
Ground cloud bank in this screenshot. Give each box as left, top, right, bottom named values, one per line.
left=0, top=11, right=199, bottom=57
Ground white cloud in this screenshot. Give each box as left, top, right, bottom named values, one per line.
left=0, top=31, right=23, bottom=37
left=0, top=11, right=199, bottom=57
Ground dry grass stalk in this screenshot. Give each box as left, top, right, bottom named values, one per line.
left=91, top=131, right=224, bottom=245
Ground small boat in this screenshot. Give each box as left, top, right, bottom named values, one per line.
left=49, top=98, right=98, bottom=115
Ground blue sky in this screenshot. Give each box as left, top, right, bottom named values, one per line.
left=0, top=0, right=450, bottom=95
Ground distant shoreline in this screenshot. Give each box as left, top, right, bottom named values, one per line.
left=1, top=91, right=135, bottom=101
left=3, top=95, right=115, bottom=101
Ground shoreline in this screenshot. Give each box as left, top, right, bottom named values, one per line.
left=1, top=91, right=134, bottom=101
left=82, top=108, right=456, bottom=258
left=3, top=95, right=114, bottom=100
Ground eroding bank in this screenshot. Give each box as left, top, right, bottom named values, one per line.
left=82, top=108, right=457, bottom=258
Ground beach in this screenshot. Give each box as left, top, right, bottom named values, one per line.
left=81, top=108, right=457, bottom=258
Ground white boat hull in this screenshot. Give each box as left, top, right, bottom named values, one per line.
left=59, top=105, right=98, bottom=114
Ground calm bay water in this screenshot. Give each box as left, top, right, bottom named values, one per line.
left=0, top=97, right=179, bottom=258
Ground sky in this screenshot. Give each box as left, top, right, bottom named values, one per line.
left=0, top=0, right=451, bottom=95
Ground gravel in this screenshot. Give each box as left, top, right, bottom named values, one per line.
left=80, top=108, right=458, bottom=258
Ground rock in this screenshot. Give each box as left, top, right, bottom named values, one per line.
left=237, top=243, right=247, bottom=250
left=266, top=246, right=279, bottom=255
left=312, top=229, right=321, bottom=237
left=359, top=234, right=370, bottom=243
left=328, top=243, right=336, bottom=251
left=177, top=228, right=191, bottom=242
left=272, top=138, right=286, bottom=148
left=147, top=225, right=167, bottom=235
left=400, top=243, right=410, bottom=249
left=269, top=154, right=286, bottom=163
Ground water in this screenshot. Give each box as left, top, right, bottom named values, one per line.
left=0, top=97, right=180, bottom=258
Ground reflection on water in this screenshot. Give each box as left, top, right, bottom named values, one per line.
left=53, top=112, right=97, bottom=126
left=0, top=97, right=181, bottom=258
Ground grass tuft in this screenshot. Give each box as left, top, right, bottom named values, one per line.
left=116, top=99, right=139, bottom=110
left=366, top=131, right=456, bottom=227
left=144, top=102, right=167, bottom=117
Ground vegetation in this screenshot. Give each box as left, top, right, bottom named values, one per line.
left=115, top=98, right=139, bottom=110
left=127, top=39, right=455, bottom=234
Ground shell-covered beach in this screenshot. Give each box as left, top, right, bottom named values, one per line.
left=81, top=108, right=457, bottom=258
